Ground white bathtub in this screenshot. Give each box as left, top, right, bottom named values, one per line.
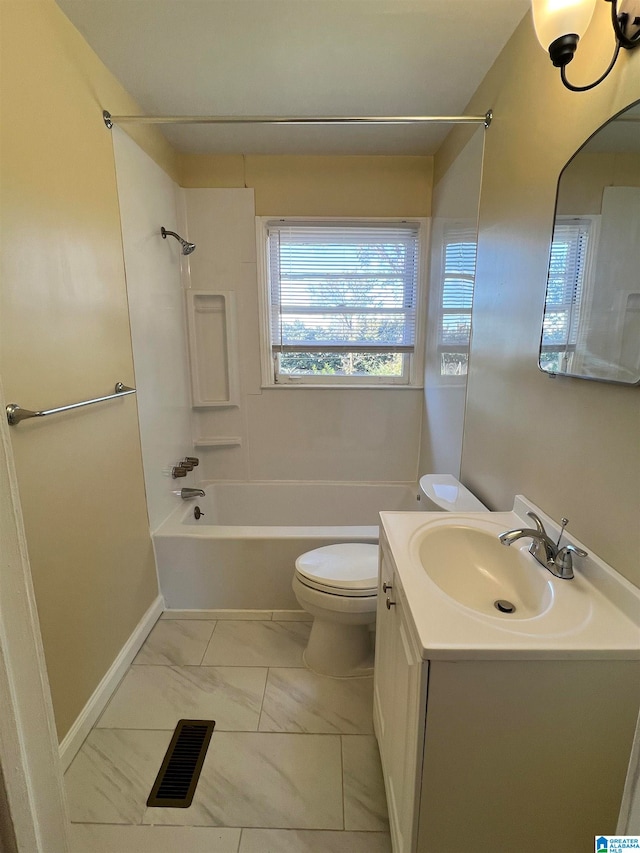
left=153, top=481, right=421, bottom=610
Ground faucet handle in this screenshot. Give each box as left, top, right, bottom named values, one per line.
left=181, top=459, right=195, bottom=471
left=184, top=457, right=200, bottom=467
left=554, top=544, right=588, bottom=578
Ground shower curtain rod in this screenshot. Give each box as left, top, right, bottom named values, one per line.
left=103, top=110, right=493, bottom=128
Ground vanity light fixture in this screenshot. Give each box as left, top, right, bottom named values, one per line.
left=531, top=0, right=640, bottom=91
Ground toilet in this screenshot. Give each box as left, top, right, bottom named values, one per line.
left=293, top=475, right=488, bottom=678
left=418, top=473, right=489, bottom=513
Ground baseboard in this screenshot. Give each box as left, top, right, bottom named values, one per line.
left=161, top=609, right=312, bottom=621
left=58, top=595, right=164, bottom=772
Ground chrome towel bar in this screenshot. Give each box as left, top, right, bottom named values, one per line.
left=6, top=382, right=136, bottom=426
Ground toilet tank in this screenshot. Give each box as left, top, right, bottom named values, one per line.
left=419, top=474, right=488, bottom=512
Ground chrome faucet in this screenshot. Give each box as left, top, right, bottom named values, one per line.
left=498, top=512, right=587, bottom=580
left=180, top=487, right=205, bottom=500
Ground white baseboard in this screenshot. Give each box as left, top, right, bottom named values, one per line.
left=59, top=595, right=164, bottom=772
left=160, top=609, right=313, bottom=621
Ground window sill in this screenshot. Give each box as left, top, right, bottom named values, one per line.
left=260, top=384, right=424, bottom=391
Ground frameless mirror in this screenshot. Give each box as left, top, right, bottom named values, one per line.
left=539, top=100, right=640, bottom=385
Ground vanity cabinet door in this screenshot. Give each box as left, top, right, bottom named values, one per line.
left=373, top=543, right=396, bottom=764
left=374, top=538, right=428, bottom=853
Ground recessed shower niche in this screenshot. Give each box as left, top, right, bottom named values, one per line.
left=185, top=290, right=240, bottom=407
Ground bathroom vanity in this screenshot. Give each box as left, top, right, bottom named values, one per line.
left=373, top=498, right=640, bottom=853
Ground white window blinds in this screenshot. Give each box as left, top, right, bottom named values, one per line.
left=440, top=226, right=476, bottom=349
left=438, top=224, right=477, bottom=376
left=267, top=221, right=419, bottom=355
left=542, top=219, right=591, bottom=353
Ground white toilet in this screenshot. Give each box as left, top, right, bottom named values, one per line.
left=293, top=475, right=488, bottom=678
left=418, top=473, right=489, bottom=513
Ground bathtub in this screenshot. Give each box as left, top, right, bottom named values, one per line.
left=153, top=481, right=421, bottom=610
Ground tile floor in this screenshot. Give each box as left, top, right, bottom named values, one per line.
left=65, top=613, right=391, bottom=853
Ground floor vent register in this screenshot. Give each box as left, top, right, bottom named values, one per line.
left=147, top=719, right=215, bottom=808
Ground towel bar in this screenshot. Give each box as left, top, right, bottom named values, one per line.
left=6, top=382, right=136, bottom=426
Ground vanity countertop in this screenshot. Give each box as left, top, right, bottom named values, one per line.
left=380, top=496, right=640, bottom=661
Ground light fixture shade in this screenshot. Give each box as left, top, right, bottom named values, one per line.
left=531, top=0, right=597, bottom=51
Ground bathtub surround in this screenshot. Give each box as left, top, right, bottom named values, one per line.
left=112, top=129, right=196, bottom=530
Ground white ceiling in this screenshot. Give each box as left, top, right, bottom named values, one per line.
left=56, top=0, right=530, bottom=155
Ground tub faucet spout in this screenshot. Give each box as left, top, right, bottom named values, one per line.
left=180, top=488, right=205, bottom=500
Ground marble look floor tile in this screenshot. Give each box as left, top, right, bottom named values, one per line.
left=134, top=620, right=216, bottom=666
left=342, top=736, right=389, bottom=831
left=97, top=665, right=267, bottom=731
left=142, top=732, right=343, bottom=829
left=201, top=621, right=310, bottom=668
left=259, top=669, right=373, bottom=734
left=69, top=823, right=241, bottom=853
left=65, top=729, right=171, bottom=824
left=239, top=829, right=392, bottom=852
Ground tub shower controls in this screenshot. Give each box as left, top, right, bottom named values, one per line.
left=180, top=457, right=200, bottom=471
left=172, top=457, right=200, bottom=478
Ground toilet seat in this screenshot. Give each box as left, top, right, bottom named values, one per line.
left=295, top=543, right=378, bottom=597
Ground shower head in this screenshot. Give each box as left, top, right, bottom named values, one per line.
left=161, top=227, right=196, bottom=255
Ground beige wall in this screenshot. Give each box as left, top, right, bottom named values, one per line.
left=180, top=154, right=433, bottom=216
left=557, top=151, right=640, bottom=214
left=441, top=6, right=640, bottom=585
left=0, top=0, right=162, bottom=739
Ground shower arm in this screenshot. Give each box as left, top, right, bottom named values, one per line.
left=161, top=227, right=196, bottom=255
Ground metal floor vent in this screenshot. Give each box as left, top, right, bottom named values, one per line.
left=147, top=719, right=215, bottom=808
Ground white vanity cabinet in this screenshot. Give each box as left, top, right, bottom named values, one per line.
left=374, top=530, right=428, bottom=853
left=374, top=524, right=640, bottom=853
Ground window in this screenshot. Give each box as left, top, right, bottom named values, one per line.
left=438, top=225, right=477, bottom=377
left=258, top=219, right=425, bottom=386
left=541, top=218, right=594, bottom=374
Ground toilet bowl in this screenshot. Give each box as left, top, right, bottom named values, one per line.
left=293, top=477, right=488, bottom=678
left=293, top=543, right=378, bottom=677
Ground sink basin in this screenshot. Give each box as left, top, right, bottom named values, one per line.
left=413, top=523, right=553, bottom=619
left=381, top=501, right=639, bottom=658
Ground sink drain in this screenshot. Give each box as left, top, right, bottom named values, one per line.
left=494, top=599, right=516, bottom=614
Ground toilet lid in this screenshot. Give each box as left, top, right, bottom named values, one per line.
left=295, top=543, right=379, bottom=593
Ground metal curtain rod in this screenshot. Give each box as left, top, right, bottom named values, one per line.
left=6, top=382, right=136, bottom=426
left=103, top=110, right=493, bottom=128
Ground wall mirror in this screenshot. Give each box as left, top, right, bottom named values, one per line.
left=539, top=100, right=640, bottom=385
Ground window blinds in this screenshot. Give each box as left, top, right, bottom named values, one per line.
left=267, top=222, right=419, bottom=354
left=439, top=225, right=477, bottom=351
left=542, top=219, right=590, bottom=350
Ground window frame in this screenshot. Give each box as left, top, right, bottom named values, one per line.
left=256, top=216, right=428, bottom=388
